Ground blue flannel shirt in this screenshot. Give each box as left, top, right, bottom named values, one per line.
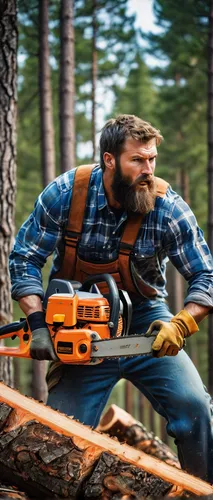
left=9, top=165, right=213, bottom=308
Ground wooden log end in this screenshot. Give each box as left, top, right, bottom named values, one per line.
left=98, top=404, right=137, bottom=432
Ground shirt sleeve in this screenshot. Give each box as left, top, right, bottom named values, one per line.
left=163, top=197, right=213, bottom=308
left=9, top=179, right=70, bottom=301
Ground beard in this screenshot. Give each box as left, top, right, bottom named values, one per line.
left=111, top=157, right=157, bottom=215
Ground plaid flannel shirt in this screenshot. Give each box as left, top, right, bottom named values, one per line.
left=9, top=165, right=213, bottom=308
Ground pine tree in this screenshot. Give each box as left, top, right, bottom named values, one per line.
left=111, top=50, right=157, bottom=121
left=0, top=0, right=18, bottom=387
left=39, top=0, right=55, bottom=186
left=60, top=0, right=75, bottom=172
left=74, top=0, right=138, bottom=159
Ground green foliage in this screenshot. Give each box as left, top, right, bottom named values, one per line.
left=146, top=0, right=209, bottom=231
left=74, top=0, right=138, bottom=99
left=110, top=50, right=157, bottom=122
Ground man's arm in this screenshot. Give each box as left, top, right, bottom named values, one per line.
left=19, top=295, right=43, bottom=316
left=9, top=170, right=76, bottom=302
left=185, top=302, right=211, bottom=323
left=163, top=194, right=213, bottom=310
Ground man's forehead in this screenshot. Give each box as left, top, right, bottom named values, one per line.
left=122, top=137, right=157, bottom=157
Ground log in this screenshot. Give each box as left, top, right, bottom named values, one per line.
left=98, top=404, right=180, bottom=468
left=0, top=383, right=211, bottom=498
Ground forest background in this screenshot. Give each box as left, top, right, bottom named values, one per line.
left=3, top=0, right=212, bottom=445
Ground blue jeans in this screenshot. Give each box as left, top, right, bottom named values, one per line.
left=47, top=300, right=213, bottom=483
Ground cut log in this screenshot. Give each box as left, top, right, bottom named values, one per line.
left=98, top=404, right=180, bottom=468
left=0, top=382, right=211, bottom=498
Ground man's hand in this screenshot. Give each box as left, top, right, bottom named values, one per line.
left=27, top=311, right=58, bottom=361
left=145, top=309, right=199, bottom=357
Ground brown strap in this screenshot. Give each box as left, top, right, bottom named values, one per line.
left=118, top=176, right=169, bottom=294
left=119, top=214, right=144, bottom=293
left=155, top=177, right=169, bottom=197
left=57, top=164, right=95, bottom=279
left=66, top=164, right=96, bottom=233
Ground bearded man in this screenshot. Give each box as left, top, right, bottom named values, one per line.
left=9, top=114, right=213, bottom=483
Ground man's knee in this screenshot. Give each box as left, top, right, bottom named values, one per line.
left=169, top=391, right=212, bottom=439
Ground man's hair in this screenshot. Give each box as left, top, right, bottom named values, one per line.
left=99, top=114, right=163, bottom=171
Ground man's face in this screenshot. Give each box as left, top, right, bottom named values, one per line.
left=111, top=137, right=157, bottom=214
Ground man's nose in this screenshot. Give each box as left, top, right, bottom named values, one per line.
left=141, top=159, right=153, bottom=174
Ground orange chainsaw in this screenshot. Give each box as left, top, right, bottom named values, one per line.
left=0, top=274, right=156, bottom=364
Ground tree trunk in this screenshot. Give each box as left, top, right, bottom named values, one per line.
left=60, top=0, right=75, bottom=173
left=125, top=380, right=133, bottom=415
left=92, top=0, right=97, bottom=161
left=166, top=170, right=185, bottom=318
left=36, top=0, right=56, bottom=404
left=0, top=383, right=212, bottom=498
left=39, top=0, right=55, bottom=187
left=0, top=0, right=17, bottom=387
left=207, top=0, right=213, bottom=395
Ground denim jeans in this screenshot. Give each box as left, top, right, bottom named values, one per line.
left=47, top=300, right=213, bottom=483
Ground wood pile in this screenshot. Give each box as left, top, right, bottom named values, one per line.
left=0, top=383, right=211, bottom=499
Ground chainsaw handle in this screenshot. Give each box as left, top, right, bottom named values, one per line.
left=0, top=320, right=32, bottom=359
left=81, top=274, right=120, bottom=337
left=0, top=319, right=27, bottom=336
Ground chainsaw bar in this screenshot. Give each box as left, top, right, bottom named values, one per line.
left=90, top=334, right=155, bottom=359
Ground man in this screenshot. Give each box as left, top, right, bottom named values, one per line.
left=10, top=114, right=213, bottom=482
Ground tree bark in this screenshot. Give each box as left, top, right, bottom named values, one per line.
left=0, top=383, right=212, bottom=498
left=32, top=0, right=56, bottom=404
left=98, top=404, right=180, bottom=469
left=0, top=0, right=17, bottom=387
left=92, top=0, right=97, bottom=161
left=60, top=0, right=75, bottom=172
left=39, top=0, right=55, bottom=187
left=0, top=402, right=171, bottom=499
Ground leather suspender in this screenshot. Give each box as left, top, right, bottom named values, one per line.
left=58, top=164, right=95, bottom=279
left=119, top=213, right=143, bottom=293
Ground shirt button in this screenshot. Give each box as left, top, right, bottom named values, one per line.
left=112, top=231, right=115, bottom=235
left=103, top=245, right=106, bottom=249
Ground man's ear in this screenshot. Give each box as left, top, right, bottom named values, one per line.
left=103, top=152, right=115, bottom=170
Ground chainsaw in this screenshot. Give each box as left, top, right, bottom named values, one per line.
left=0, top=274, right=157, bottom=364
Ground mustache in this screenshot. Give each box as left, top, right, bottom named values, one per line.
left=131, top=174, right=154, bottom=188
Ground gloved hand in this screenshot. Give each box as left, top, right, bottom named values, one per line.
left=145, top=309, right=199, bottom=358
left=27, top=311, right=58, bottom=361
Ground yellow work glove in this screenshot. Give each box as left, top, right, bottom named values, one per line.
left=146, top=309, right=199, bottom=358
